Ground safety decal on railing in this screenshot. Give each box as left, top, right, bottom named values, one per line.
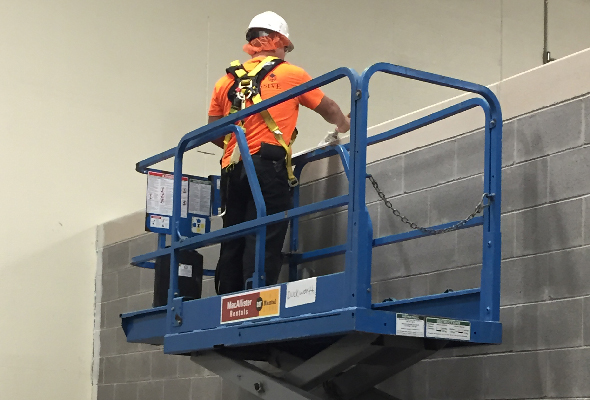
left=220, top=287, right=281, bottom=324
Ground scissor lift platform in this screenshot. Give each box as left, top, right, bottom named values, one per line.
left=122, top=62, right=503, bottom=399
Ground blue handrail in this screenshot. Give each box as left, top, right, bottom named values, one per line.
left=132, top=61, right=502, bottom=333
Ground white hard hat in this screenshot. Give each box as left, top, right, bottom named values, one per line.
left=247, top=11, right=294, bottom=52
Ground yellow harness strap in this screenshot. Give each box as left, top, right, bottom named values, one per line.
left=223, top=56, right=298, bottom=186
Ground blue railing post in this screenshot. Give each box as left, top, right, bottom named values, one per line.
left=480, top=105, right=503, bottom=322
left=288, top=163, right=306, bottom=282
left=344, top=76, right=373, bottom=309
left=232, top=126, right=268, bottom=289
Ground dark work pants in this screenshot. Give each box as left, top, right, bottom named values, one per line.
left=215, top=154, right=292, bottom=295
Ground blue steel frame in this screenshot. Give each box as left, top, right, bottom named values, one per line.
left=122, top=62, right=502, bottom=352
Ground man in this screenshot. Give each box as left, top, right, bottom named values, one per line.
left=208, top=11, right=350, bottom=295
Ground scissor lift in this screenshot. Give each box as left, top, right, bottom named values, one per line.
left=121, top=62, right=503, bottom=400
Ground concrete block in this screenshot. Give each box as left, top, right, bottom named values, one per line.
left=115, top=325, right=143, bottom=354
left=139, top=268, right=155, bottom=294
left=100, top=303, right=107, bottom=329
left=100, top=328, right=119, bottom=357
left=118, top=267, right=142, bottom=298
left=151, top=351, right=178, bottom=380
left=129, top=233, right=157, bottom=259
left=199, top=244, right=220, bottom=271
left=103, top=241, right=131, bottom=273
left=501, top=213, right=515, bottom=259
left=102, top=272, right=118, bottom=302
left=372, top=232, right=457, bottom=281
left=313, top=172, right=348, bottom=202
left=428, top=175, right=484, bottom=227
left=99, top=357, right=105, bottom=384
left=366, top=154, right=403, bottom=203
left=427, top=357, right=484, bottom=400
left=127, top=292, right=153, bottom=312
left=371, top=275, right=429, bottom=303
left=298, top=214, right=337, bottom=252
left=586, top=197, right=590, bottom=245
left=191, top=377, right=222, bottom=400
left=455, top=227, right=481, bottom=267
left=456, top=129, right=485, bottom=178
left=163, top=379, right=191, bottom=400
left=458, top=213, right=514, bottom=265
left=306, top=172, right=349, bottom=219
left=377, top=360, right=428, bottom=400
left=114, top=383, right=138, bottom=400
left=298, top=183, right=314, bottom=206
left=583, top=95, right=590, bottom=144
left=97, top=384, right=114, bottom=400
left=103, top=355, right=126, bottom=384
left=427, top=265, right=481, bottom=295
left=377, top=192, right=429, bottom=236
left=547, top=348, right=590, bottom=397
left=549, top=146, right=590, bottom=202
left=102, top=298, right=128, bottom=329
left=305, top=254, right=345, bottom=278
left=404, top=139, right=456, bottom=193
left=483, top=352, right=547, bottom=399
left=502, top=119, right=516, bottom=167
left=331, top=203, right=379, bottom=246
left=584, top=297, right=590, bottom=346
left=500, top=256, right=548, bottom=306
left=456, top=121, right=516, bottom=177
left=502, top=157, right=548, bottom=212
left=125, top=352, right=152, bottom=382
left=453, top=306, right=515, bottom=356
left=201, top=278, right=217, bottom=298
left=513, top=299, right=584, bottom=351
left=515, top=99, right=583, bottom=163
left=178, top=356, right=211, bottom=378
left=545, top=247, right=590, bottom=299
left=514, top=198, right=583, bottom=256
left=137, top=381, right=164, bottom=400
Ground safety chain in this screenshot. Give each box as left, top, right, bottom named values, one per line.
left=366, top=174, right=491, bottom=235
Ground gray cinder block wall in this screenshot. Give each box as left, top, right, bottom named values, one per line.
left=97, top=93, right=590, bottom=400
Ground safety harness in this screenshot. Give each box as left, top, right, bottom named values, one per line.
left=223, top=56, right=299, bottom=187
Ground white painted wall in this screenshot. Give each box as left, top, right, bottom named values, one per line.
left=1, top=1, right=590, bottom=399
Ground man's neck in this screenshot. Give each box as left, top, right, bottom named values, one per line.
left=251, top=51, right=281, bottom=59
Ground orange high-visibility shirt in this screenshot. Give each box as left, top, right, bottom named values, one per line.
left=208, top=56, right=325, bottom=168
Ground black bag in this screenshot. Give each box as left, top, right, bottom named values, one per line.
left=153, top=249, right=204, bottom=307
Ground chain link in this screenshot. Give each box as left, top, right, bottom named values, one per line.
left=367, top=174, right=491, bottom=235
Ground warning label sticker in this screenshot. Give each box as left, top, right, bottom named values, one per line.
left=425, top=317, right=471, bottom=341
left=149, top=215, right=170, bottom=229
left=146, top=171, right=188, bottom=218
left=220, top=287, right=281, bottom=324
left=396, top=313, right=425, bottom=337
left=178, top=263, right=192, bottom=278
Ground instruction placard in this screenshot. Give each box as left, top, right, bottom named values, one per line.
left=396, top=313, right=425, bottom=337
left=426, top=317, right=471, bottom=341
left=146, top=171, right=188, bottom=218
left=189, top=178, right=211, bottom=216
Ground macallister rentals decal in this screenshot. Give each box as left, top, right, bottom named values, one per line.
left=220, top=287, right=281, bottom=324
